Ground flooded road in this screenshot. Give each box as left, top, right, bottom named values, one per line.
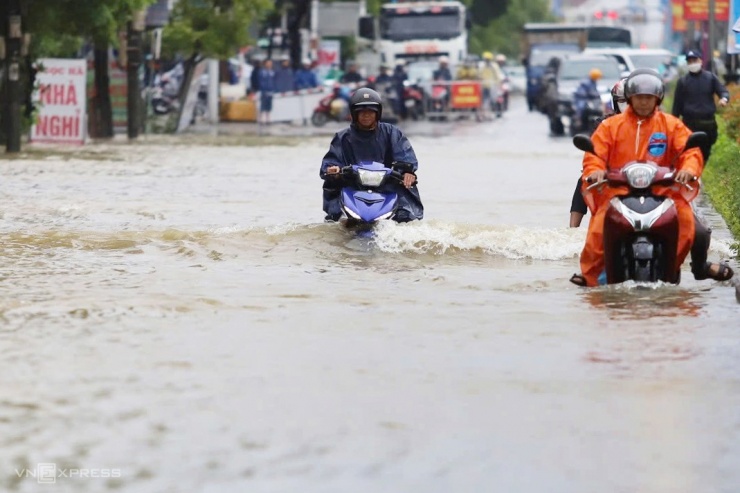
left=1, top=95, right=739, bottom=493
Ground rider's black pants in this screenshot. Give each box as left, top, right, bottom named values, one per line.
left=690, top=214, right=712, bottom=277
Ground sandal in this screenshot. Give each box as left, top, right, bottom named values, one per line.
left=694, top=261, right=734, bottom=281
left=570, top=273, right=587, bottom=287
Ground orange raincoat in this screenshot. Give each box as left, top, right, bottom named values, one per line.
left=579, top=106, right=704, bottom=286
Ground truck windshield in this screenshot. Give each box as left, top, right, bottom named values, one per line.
left=380, top=12, right=461, bottom=40
left=529, top=46, right=581, bottom=67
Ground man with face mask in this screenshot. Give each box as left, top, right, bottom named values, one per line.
left=671, top=50, right=730, bottom=162
left=320, top=88, right=424, bottom=222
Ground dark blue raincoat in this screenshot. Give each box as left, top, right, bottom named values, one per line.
left=320, top=122, right=424, bottom=222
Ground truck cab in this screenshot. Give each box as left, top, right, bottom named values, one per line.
left=358, top=1, right=470, bottom=75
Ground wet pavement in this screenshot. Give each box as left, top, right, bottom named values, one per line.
left=1, top=94, right=739, bottom=493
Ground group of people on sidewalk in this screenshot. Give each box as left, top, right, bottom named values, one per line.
left=248, top=57, right=321, bottom=125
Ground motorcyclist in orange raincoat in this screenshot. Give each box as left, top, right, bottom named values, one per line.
left=572, top=69, right=734, bottom=286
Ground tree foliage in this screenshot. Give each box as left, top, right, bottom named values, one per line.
left=470, top=0, right=509, bottom=26
left=468, top=0, right=555, bottom=59
left=161, top=0, right=272, bottom=59
left=26, top=0, right=155, bottom=55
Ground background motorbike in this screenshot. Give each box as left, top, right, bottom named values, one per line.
left=489, top=83, right=506, bottom=118
left=403, top=81, right=425, bottom=121
left=570, top=96, right=604, bottom=136
left=574, top=132, right=706, bottom=285
left=311, top=83, right=352, bottom=127
left=150, top=62, right=185, bottom=115
left=428, top=82, right=449, bottom=120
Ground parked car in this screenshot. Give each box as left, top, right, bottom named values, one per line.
left=583, top=47, right=675, bottom=77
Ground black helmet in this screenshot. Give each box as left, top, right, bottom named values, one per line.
left=624, top=68, right=664, bottom=104
left=350, top=87, right=383, bottom=122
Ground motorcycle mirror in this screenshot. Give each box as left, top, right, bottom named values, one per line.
left=684, top=131, right=708, bottom=151
left=392, top=161, right=414, bottom=173
left=572, top=134, right=595, bottom=154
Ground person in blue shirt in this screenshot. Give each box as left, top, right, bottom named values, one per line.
left=375, top=64, right=393, bottom=85
left=294, top=59, right=319, bottom=90
left=572, top=68, right=603, bottom=134
left=258, top=59, right=276, bottom=125
left=274, top=57, right=295, bottom=93
left=432, top=56, right=452, bottom=81
left=320, top=88, right=423, bottom=222
left=248, top=58, right=261, bottom=96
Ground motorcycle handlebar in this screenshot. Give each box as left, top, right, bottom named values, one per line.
left=584, top=173, right=698, bottom=189
left=339, top=166, right=413, bottom=184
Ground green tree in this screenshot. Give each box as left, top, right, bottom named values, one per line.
left=470, top=0, right=509, bottom=26
left=162, top=0, right=272, bottom=59
left=468, top=0, right=555, bottom=59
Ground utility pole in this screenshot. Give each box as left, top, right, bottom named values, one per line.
left=4, top=0, right=22, bottom=153
left=127, top=10, right=145, bottom=140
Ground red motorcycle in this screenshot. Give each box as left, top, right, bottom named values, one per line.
left=574, top=132, right=706, bottom=284
left=403, top=82, right=425, bottom=120
left=427, top=82, right=449, bottom=120
left=311, top=84, right=351, bottom=126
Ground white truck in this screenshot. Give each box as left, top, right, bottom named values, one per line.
left=356, top=0, right=470, bottom=74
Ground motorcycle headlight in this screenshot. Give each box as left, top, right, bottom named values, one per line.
left=624, top=164, right=657, bottom=189
left=357, top=168, right=387, bottom=187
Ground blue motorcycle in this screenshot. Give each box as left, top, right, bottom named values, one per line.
left=338, top=161, right=408, bottom=228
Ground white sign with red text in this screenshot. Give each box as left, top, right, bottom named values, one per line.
left=31, top=59, right=87, bottom=145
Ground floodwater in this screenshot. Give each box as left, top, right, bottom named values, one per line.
left=1, top=96, right=739, bottom=493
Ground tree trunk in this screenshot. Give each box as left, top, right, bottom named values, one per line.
left=92, top=42, right=114, bottom=138
left=288, top=0, right=309, bottom=68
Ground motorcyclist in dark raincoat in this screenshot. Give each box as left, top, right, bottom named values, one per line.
left=320, top=88, right=424, bottom=222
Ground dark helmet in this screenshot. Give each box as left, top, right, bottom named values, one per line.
left=350, top=87, right=383, bottom=121
left=610, top=77, right=627, bottom=114
left=624, top=68, right=664, bottom=104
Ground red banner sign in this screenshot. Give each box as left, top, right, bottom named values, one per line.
left=684, top=0, right=729, bottom=21
left=450, top=81, right=482, bottom=109
left=672, top=0, right=688, bottom=31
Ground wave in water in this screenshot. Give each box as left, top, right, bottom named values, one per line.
left=1, top=220, right=734, bottom=262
